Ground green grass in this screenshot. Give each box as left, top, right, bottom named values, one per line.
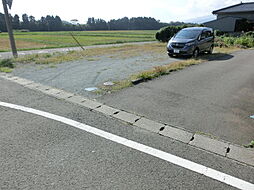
left=216, top=35, right=254, bottom=48
left=0, top=30, right=156, bottom=52
left=0, top=67, right=13, bottom=73
left=0, top=58, right=15, bottom=73
left=244, top=140, right=254, bottom=148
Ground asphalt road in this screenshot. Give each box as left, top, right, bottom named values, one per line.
left=99, top=49, right=254, bottom=145
left=1, top=77, right=254, bottom=189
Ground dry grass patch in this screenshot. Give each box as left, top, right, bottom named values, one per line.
left=99, top=79, right=133, bottom=93
left=0, top=38, right=46, bottom=51
left=9, top=42, right=164, bottom=65
left=214, top=46, right=241, bottom=54
left=132, top=59, right=202, bottom=81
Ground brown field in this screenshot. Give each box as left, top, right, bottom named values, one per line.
left=0, top=38, right=47, bottom=51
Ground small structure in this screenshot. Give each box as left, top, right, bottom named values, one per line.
left=204, top=2, right=254, bottom=32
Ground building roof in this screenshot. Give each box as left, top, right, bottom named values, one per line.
left=213, top=2, right=254, bottom=14
left=203, top=16, right=241, bottom=24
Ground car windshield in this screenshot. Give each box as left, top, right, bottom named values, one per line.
left=175, top=30, right=200, bottom=39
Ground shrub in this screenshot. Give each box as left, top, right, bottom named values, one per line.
left=245, top=31, right=254, bottom=38
left=155, top=25, right=182, bottom=42
left=217, top=34, right=254, bottom=48
left=234, top=36, right=254, bottom=48
left=0, top=59, right=14, bottom=68
left=155, top=24, right=205, bottom=42
left=223, top=37, right=235, bottom=46
left=214, top=30, right=228, bottom=36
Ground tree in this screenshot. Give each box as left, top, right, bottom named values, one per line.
left=12, top=14, right=20, bottom=29
left=38, top=16, right=47, bottom=31
left=29, top=15, right=37, bottom=31
left=45, top=15, right=54, bottom=31
left=54, top=16, right=63, bottom=31
left=0, top=13, right=7, bottom=31
left=21, top=14, right=29, bottom=29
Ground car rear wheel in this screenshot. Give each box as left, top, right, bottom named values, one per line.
left=193, top=49, right=199, bottom=58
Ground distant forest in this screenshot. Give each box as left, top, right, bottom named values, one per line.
left=0, top=13, right=187, bottom=32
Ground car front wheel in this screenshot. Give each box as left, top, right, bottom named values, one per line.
left=193, top=49, right=199, bottom=58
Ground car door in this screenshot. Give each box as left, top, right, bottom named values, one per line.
left=198, top=30, right=207, bottom=52
left=205, top=30, right=214, bottom=50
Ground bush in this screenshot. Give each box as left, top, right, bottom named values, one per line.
left=214, top=30, right=228, bottom=36
left=234, top=36, right=254, bottom=48
left=155, top=24, right=205, bottom=42
left=245, top=31, right=254, bottom=38
left=223, top=37, right=235, bottom=46
left=0, top=59, right=14, bottom=68
left=155, top=25, right=182, bottom=42
left=217, top=34, right=254, bottom=48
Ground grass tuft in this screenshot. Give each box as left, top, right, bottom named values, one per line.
left=133, top=58, right=202, bottom=81
left=100, top=79, right=133, bottom=92
left=0, top=67, right=13, bottom=73
left=0, top=58, right=15, bottom=72
left=244, top=140, right=254, bottom=148
left=0, top=59, right=14, bottom=68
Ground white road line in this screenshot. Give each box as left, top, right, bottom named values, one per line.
left=0, top=101, right=253, bottom=190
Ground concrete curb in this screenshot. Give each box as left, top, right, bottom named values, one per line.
left=1, top=73, right=253, bottom=167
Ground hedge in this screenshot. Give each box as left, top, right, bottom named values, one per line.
left=155, top=24, right=203, bottom=42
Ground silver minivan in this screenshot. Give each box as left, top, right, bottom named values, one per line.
left=167, top=27, right=214, bottom=58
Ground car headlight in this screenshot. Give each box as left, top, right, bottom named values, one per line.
left=185, top=42, right=195, bottom=46
left=167, top=42, right=173, bottom=48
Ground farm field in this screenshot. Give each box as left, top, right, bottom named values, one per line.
left=0, top=30, right=156, bottom=52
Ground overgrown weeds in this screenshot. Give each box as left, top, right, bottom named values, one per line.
left=216, top=35, right=254, bottom=48
left=133, top=59, right=202, bottom=81
left=0, top=59, right=15, bottom=73
left=0, top=59, right=14, bottom=68
left=244, top=140, right=254, bottom=148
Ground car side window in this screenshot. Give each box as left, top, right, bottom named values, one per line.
left=206, top=31, right=213, bottom=38
left=200, top=31, right=206, bottom=40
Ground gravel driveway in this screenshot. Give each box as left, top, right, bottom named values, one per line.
left=12, top=42, right=177, bottom=98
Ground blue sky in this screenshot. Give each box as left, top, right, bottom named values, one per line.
left=1, top=0, right=253, bottom=23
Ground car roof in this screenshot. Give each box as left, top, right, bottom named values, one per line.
left=182, top=27, right=213, bottom=32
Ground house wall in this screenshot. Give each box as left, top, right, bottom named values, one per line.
left=204, top=17, right=237, bottom=32
left=217, top=12, right=254, bottom=20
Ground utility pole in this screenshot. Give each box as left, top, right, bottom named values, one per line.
left=2, top=0, right=18, bottom=58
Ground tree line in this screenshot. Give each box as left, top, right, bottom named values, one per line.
left=0, top=13, right=187, bottom=32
